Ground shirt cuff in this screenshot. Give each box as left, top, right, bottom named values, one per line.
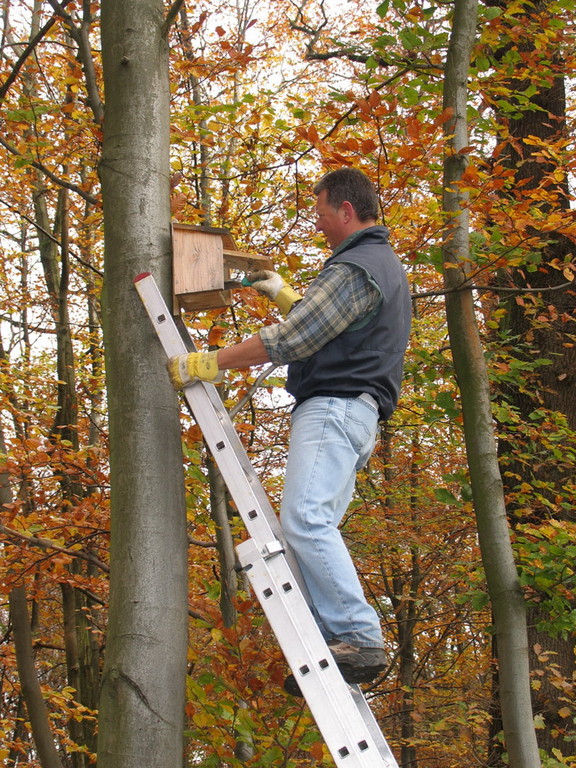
left=258, top=324, right=287, bottom=365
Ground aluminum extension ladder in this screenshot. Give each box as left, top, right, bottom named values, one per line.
left=135, top=272, right=399, bottom=768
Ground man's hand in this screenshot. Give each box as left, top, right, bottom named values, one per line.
left=247, top=270, right=302, bottom=317
left=167, top=351, right=223, bottom=389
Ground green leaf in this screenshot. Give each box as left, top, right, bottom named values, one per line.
left=299, top=728, right=322, bottom=746
left=261, top=747, right=284, bottom=766
left=207, top=581, right=221, bottom=601
left=189, top=465, right=206, bottom=482
left=434, top=487, right=458, bottom=505
left=374, top=33, right=397, bottom=50
left=435, top=390, right=460, bottom=418
left=376, top=0, right=390, bottom=19
left=399, top=29, right=420, bottom=50
left=470, top=590, right=490, bottom=611
left=14, top=156, right=33, bottom=168
left=483, top=5, right=503, bottom=19
left=403, top=86, right=421, bottom=106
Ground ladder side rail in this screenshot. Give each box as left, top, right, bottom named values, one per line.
left=184, top=394, right=281, bottom=540
left=188, top=399, right=307, bottom=588
left=200, top=384, right=287, bottom=528
left=169, top=328, right=285, bottom=540
left=349, top=686, right=400, bottom=766
left=174, top=313, right=283, bottom=523
left=134, top=272, right=280, bottom=538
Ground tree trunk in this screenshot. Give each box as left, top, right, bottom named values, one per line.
left=442, top=2, right=541, bottom=766
left=97, top=3, right=189, bottom=767
left=1, top=426, right=64, bottom=768
left=483, top=1, right=576, bottom=757
left=394, top=549, right=418, bottom=768
left=9, top=587, right=66, bottom=768
left=207, top=455, right=239, bottom=628
left=34, top=169, right=100, bottom=762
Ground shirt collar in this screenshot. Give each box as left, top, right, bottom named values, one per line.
left=329, top=225, right=383, bottom=258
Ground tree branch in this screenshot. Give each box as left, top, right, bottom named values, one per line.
left=0, top=200, right=103, bottom=279
left=0, top=135, right=99, bottom=206
left=9, top=586, right=66, bottom=768
left=413, top=279, right=575, bottom=300
left=228, top=364, right=279, bottom=419
left=45, top=0, right=104, bottom=123
left=0, top=523, right=110, bottom=573
left=0, top=0, right=74, bottom=102
left=289, top=0, right=438, bottom=74
left=163, top=0, right=187, bottom=36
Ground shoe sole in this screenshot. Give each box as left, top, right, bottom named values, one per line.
left=284, top=674, right=303, bottom=697
left=334, top=661, right=385, bottom=684
left=329, top=646, right=387, bottom=684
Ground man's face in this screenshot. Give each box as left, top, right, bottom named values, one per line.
left=315, top=189, right=348, bottom=249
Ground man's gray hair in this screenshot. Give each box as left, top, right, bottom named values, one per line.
left=314, top=168, right=379, bottom=222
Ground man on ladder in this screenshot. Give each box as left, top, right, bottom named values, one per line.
left=168, top=167, right=412, bottom=693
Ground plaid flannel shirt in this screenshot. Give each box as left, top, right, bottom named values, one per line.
left=259, top=262, right=381, bottom=365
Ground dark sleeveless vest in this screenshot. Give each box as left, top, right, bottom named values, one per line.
left=286, top=226, right=411, bottom=420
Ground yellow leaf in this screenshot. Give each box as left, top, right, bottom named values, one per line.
left=193, top=711, right=215, bottom=728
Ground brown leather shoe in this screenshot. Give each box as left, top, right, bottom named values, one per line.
left=283, top=673, right=303, bottom=697
left=283, top=641, right=387, bottom=696
left=327, top=640, right=387, bottom=683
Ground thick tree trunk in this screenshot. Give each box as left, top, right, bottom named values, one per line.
left=442, top=2, right=540, bottom=767
left=97, top=2, right=189, bottom=767
left=483, top=1, right=576, bottom=759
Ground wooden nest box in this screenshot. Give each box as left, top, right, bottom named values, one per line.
left=172, top=223, right=273, bottom=312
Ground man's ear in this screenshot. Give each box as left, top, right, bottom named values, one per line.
left=341, top=200, right=354, bottom=221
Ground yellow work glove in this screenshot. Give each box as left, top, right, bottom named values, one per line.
left=246, top=270, right=302, bottom=317
left=167, top=351, right=223, bottom=389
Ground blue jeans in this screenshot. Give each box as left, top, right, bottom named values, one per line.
left=280, top=395, right=383, bottom=648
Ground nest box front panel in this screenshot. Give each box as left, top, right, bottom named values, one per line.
left=173, top=228, right=224, bottom=296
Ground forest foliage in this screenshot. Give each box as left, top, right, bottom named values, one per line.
left=0, top=1, right=575, bottom=766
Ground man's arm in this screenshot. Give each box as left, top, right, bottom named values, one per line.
left=167, top=264, right=378, bottom=389
left=259, top=263, right=381, bottom=364
left=216, top=334, right=270, bottom=370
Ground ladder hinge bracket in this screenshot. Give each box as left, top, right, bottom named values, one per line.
left=261, top=540, right=285, bottom=560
